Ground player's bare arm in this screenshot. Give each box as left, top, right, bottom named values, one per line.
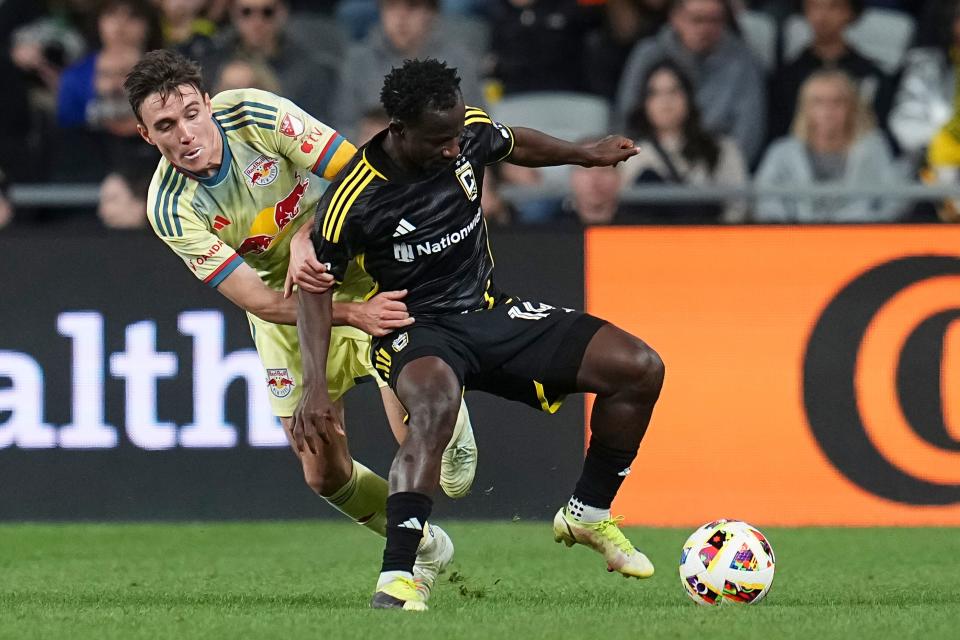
left=292, top=288, right=340, bottom=455
left=507, top=127, right=639, bottom=168
left=216, top=260, right=412, bottom=334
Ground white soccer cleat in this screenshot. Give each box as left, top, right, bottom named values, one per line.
left=412, top=523, right=454, bottom=601
left=553, top=507, right=655, bottom=579
left=440, top=400, right=477, bottom=499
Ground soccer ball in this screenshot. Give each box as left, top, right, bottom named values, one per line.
left=678, top=519, right=775, bottom=605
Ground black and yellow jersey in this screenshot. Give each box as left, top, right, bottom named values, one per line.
left=311, top=107, right=515, bottom=316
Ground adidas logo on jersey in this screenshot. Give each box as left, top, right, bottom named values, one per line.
left=393, top=219, right=416, bottom=237
left=398, top=517, right=423, bottom=531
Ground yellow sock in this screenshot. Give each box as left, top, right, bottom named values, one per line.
left=323, top=460, right=388, bottom=537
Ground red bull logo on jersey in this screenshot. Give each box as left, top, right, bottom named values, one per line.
left=244, top=155, right=280, bottom=187
left=237, top=174, right=310, bottom=256
left=266, top=368, right=295, bottom=398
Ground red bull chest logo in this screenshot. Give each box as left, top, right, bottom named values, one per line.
left=244, top=154, right=280, bottom=187
left=266, top=368, right=296, bottom=398
left=237, top=174, right=310, bottom=256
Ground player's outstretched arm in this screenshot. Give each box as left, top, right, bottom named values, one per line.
left=507, top=127, right=639, bottom=168
left=218, top=262, right=301, bottom=324
left=292, top=288, right=341, bottom=454
left=217, top=259, right=368, bottom=327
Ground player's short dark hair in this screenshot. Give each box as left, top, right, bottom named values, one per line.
left=380, top=58, right=462, bottom=124
left=124, top=49, right=206, bottom=124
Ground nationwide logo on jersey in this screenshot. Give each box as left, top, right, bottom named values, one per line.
left=279, top=113, right=305, bottom=138
left=266, top=368, right=295, bottom=398
left=238, top=174, right=310, bottom=256
left=391, top=208, right=482, bottom=262
left=494, top=121, right=511, bottom=139
left=243, top=155, right=280, bottom=186
left=393, top=242, right=415, bottom=263
left=455, top=160, right=478, bottom=201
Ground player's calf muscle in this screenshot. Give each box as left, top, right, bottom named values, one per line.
left=280, top=416, right=352, bottom=495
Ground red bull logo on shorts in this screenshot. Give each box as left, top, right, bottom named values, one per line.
left=237, top=175, right=310, bottom=256
left=244, top=155, right=279, bottom=186
left=266, top=368, right=296, bottom=398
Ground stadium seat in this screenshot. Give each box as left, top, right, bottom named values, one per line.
left=489, top=92, right=612, bottom=143
left=782, top=8, right=915, bottom=73
left=287, top=12, right=348, bottom=59
left=442, top=15, right=491, bottom=56
left=490, top=92, right=612, bottom=200
left=737, top=10, right=777, bottom=71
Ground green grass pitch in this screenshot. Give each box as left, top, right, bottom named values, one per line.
left=1, top=522, right=956, bottom=639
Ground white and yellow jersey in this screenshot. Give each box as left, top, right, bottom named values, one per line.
left=146, top=87, right=371, bottom=300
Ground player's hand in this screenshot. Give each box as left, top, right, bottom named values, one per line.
left=582, top=135, right=640, bottom=167
left=292, top=386, right=343, bottom=455
left=284, top=229, right=334, bottom=298
left=352, top=290, right=415, bottom=337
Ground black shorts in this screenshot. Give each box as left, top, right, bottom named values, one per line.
left=371, top=299, right=606, bottom=413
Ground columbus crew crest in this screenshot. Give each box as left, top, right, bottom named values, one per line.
left=455, top=161, right=478, bottom=201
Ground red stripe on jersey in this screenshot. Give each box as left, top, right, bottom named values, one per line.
left=311, top=134, right=339, bottom=173
left=203, top=253, right=242, bottom=284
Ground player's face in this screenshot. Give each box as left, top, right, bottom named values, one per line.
left=399, top=99, right=466, bottom=173
left=136, top=84, right=222, bottom=176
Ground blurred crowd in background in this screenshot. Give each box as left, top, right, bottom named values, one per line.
left=2, top=0, right=960, bottom=231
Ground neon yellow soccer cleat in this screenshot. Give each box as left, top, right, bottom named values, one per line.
left=370, top=575, right=428, bottom=611
left=553, top=507, right=655, bottom=579
left=440, top=400, right=477, bottom=499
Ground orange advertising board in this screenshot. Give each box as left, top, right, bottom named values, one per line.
left=586, top=226, right=960, bottom=526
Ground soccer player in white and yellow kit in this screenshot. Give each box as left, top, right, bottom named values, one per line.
left=124, top=50, right=475, bottom=599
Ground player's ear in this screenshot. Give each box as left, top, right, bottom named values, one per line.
left=203, top=92, right=213, bottom=112
left=136, top=123, right=155, bottom=146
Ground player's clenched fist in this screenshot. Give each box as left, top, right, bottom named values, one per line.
left=284, top=224, right=335, bottom=298
left=352, top=289, right=414, bottom=337
left=292, top=388, right=344, bottom=455
left=581, top=135, right=640, bottom=168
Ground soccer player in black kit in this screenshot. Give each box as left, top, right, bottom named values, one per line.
left=293, top=59, right=665, bottom=611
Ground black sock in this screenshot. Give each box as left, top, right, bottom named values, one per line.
left=381, top=492, right=433, bottom=573
left=572, top=437, right=637, bottom=509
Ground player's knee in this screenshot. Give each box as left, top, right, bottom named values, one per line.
left=621, top=342, right=665, bottom=402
